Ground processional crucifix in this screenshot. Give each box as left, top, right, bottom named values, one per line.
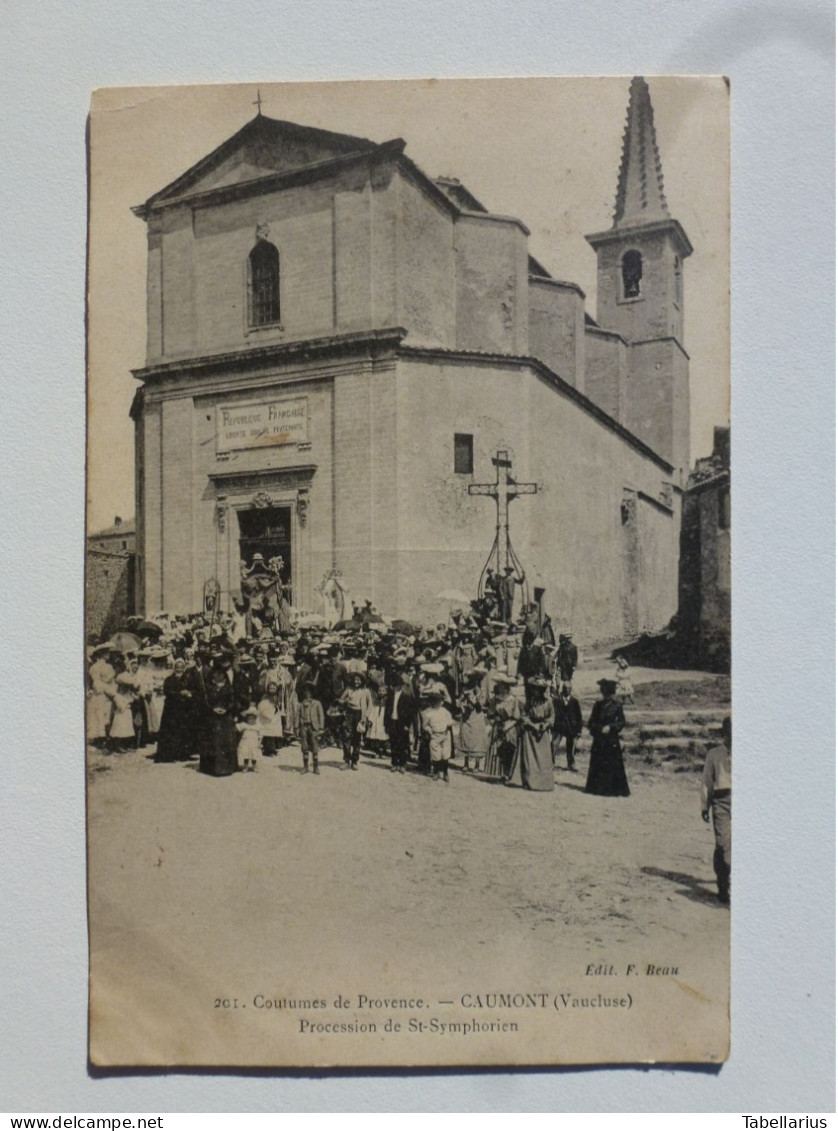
left=468, top=450, right=538, bottom=574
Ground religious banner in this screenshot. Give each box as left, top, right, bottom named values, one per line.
left=216, top=396, right=309, bottom=453
left=85, top=76, right=731, bottom=1072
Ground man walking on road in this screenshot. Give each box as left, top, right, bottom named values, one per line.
left=701, top=715, right=732, bottom=905
left=552, top=682, right=583, bottom=771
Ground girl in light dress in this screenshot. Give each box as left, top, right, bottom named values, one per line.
left=364, top=666, right=390, bottom=759
left=422, top=686, right=455, bottom=783
left=257, top=680, right=284, bottom=757
left=236, top=705, right=263, bottom=772
left=615, top=654, right=635, bottom=704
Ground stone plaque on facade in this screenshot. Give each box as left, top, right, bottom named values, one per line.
left=216, top=397, right=309, bottom=453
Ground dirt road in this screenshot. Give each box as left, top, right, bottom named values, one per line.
left=88, top=692, right=729, bottom=1067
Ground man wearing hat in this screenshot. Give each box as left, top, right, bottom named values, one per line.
left=552, top=682, right=583, bottom=771
left=701, top=715, right=732, bottom=904
left=500, top=565, right=525, bottom=623
left=483, top=568, right=501, bottom=619
left=517, top=634, right=551, bottom=705
left=384, top=673, right=416, bottom=774
left=296, top=683, right=324, bottom=774
left=315, top=643, right=347, bottom=742
left=557, top=633, right=579, bottom=685
left=541, top=613, right=556, bottom=649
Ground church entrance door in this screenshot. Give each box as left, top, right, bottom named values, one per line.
left=238, top=506, right=292, bottom=597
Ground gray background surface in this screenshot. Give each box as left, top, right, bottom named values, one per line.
left=1, top=0, right=834, bottom=1113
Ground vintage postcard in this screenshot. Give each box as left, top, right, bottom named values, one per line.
left=86, top=76, right=731, bottom=1067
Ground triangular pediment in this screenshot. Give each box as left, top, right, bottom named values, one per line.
left=138, top=115, right=378, bottom=212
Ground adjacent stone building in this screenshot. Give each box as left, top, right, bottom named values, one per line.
left=130, top=77, right=695, bottom=641
left=87, top=517, right=136, bottom=639
left=677, top=427, right=731, bottom=671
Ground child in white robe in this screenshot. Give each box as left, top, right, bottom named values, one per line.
left=236, top=705, right=263, bottom=772
left=257, top=682, right=284, bottom=756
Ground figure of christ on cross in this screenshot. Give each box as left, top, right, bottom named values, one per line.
left=468, top=450, right=538, bottom=617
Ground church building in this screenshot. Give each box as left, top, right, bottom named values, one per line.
left=131, top=77, right=692, bottom=641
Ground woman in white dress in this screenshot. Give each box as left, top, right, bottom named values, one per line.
left=86, top=648, right=116, bottom=746
left=144, top=648, right=170, bottom=738
left=109, top=670, right=138, bottom=751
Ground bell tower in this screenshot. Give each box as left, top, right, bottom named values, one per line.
left=586, top=77, right=693, bottom=477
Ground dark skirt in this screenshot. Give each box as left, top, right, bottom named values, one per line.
left=584, top=739, right=630, bottom=797
left=199, top=712, right=239, bottom=776
left=155, top=700, right=193, bottom=762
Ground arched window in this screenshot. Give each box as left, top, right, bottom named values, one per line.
left=248, top=239, right=280, bottom=327
left=674, top=254, right=682, bottom=306
left=621, top=249, right=643, bottom=299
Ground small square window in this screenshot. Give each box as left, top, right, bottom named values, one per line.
left=454, top=433, right=474, bottom=475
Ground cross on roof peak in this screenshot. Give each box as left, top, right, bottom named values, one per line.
left=253, top=89, right=263, bottom=116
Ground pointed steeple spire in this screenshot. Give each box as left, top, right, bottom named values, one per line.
left=612, top=76, right=669, bottom=229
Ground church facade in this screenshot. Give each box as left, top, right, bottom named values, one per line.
left=131, top=78, right=692, bottom=641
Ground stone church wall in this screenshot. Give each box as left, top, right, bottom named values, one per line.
left=393, top=353, right=678, bottom=641
left=584, top=326, right=627, bottom=424
left=626, top=337, right=690, bottom=475
left=454, top=214, right=529, bottom=355
left=395, top=175, right=456, bottom=347
left=528, top=278, right=586, bottom=391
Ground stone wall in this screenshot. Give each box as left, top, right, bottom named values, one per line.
left=678, top=477, right=730, bottom=671
left=626, top=337, right=690, bottom=477
left=677, top=427, right=731, bottom=671
left=528, top=278, right=586, bottom=391
left=454, top=213, right=529, bottom=355
left=393, top=352, right=679, bottom=641
left=584, top=326, right=627, bottom=424
left=87, top=550, right=135, bottom=641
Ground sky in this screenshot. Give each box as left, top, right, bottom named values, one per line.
left=87, top=76, right=729, bottom=533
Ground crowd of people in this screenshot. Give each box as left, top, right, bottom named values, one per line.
left=86, top=591, right=633, bottom=797
left=87, top=578, right=732, bottom=902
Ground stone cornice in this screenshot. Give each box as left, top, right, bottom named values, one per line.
left=208, top=465, right=317, bottom=484
left=585, top=217, right=693, bottom=259
left=398, top=344, right=674, bottom=473
left=584, top=325, right=627, bottom=344
left=637, top=489, right=675, bottom=516
left=629, top=335, right=691, bottom=361
left=529, top=276, right=585, bottom=300
left=133, top=327, right=407, bottom=383
left=457, top=209, right=530, bottom=237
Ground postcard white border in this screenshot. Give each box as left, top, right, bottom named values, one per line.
left=2, top=0, right=833, bottom=1112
